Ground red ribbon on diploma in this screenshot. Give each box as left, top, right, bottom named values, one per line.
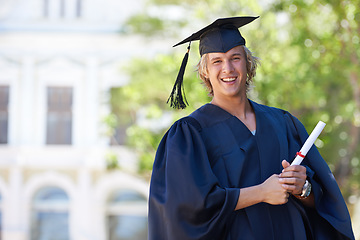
left=296, top=152, right=306, bottom=158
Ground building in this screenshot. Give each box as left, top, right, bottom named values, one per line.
left=0, top=0, right=168, bottom=239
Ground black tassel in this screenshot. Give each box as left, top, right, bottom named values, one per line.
left=167, top=43, right=191, bottom=109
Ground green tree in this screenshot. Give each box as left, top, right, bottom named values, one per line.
left=268, top=0, right=360, bottom=199
left=109, top=52, right=211, bottom=176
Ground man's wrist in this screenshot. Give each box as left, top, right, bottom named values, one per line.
left=295, top=180, right=312, bottom=199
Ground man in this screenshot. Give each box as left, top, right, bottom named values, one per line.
left=148, top=16, right=354, bottom=240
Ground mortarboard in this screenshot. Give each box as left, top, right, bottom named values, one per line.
left=167, top=16, right=259, bottom=109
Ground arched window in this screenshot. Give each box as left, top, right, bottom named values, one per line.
left=107, top=189, right=148, bottom=240
left=31, top=187, right=70, bottom=240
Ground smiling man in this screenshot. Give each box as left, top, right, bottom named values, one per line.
left=148, top=16, right=355, bottom=240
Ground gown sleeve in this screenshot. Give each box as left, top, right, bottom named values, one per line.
left=148, top=117, right=240, bottom=240
left=284, top=112, right=355, bottom=240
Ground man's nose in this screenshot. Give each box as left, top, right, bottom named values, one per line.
left=222, top=60, right=234, bottom=73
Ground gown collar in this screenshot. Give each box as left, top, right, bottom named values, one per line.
left=194, top=99, right=262, bottom=128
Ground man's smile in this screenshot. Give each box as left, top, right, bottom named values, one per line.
left=221, top=77, right=237, bottom=82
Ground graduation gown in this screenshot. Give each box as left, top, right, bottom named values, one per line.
left=148, top=100, right=354, bottom=240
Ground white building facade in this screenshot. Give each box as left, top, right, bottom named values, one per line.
left=0, top=0, right=167, bottom=239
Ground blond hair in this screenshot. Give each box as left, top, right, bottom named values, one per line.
left=196, top=45, right=260, bottom=96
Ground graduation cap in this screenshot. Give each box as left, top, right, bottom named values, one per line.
left=167, top=16, right=259, bottom=109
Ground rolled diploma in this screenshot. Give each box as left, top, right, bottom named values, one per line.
left=291, top=121, right=326, bottom=166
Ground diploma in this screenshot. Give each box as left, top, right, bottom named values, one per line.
left=291, top=121, right=326, bottom=166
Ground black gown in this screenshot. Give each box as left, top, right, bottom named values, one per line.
left=148, top=100, right=354, bottom=240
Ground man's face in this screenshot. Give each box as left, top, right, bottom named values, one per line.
left=206, top=46, right=248, bottom=102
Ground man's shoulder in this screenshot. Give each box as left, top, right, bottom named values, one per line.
left=189, top=104, right=233, bottom=129
left=175, top=115, right=202, bottom=132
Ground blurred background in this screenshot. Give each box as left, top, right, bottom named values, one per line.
left=0, top=0, right=359, bottom=239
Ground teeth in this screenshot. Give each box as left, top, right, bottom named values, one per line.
left=222, top=77, right=236, bottom=82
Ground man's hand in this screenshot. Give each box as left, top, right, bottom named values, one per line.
left=260, top=174, right=290, bottom=205
left=279, top=160, right=307, bottom=195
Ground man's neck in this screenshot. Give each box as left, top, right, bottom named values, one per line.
left=211, top=95, right=250, bottom=118
left=211, top=95, right=256, bottom=132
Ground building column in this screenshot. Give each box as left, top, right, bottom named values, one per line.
left=71, top=168, right=96, bottom=240
left=7, top=60, right=20, bottom=146
left=85, top=57, right=99, bottom=146
left=3, top=167, right=25, bottom=240
left=19, top=56, right=35, bottom=146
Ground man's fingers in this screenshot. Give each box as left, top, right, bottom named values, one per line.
left=281, top=182, right=302, bottom=194
left=282, top=160, right=290, bottom=169
left=280, top=171, right=306, bottom=179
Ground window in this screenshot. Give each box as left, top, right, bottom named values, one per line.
left=107, top=189, right=148, bottom=240
left=0, top=86, right=9, bottom=144
left=44, top=0, right=82, bottom=19
left=43, top=0, right=48, bottom=17
left=76, top=0, right=82, bottom=17
left=31, top=187, right=70, bottom=240
left=46, top=87, right=73, bottom=145
left=60, top=0, right=65, bottom=18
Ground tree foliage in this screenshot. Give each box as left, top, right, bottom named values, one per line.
left=109, top=52, right=212, bottom=176
left=267, top=0, right=360, bottom=200
left=109, top=0, right=360, bottom=202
